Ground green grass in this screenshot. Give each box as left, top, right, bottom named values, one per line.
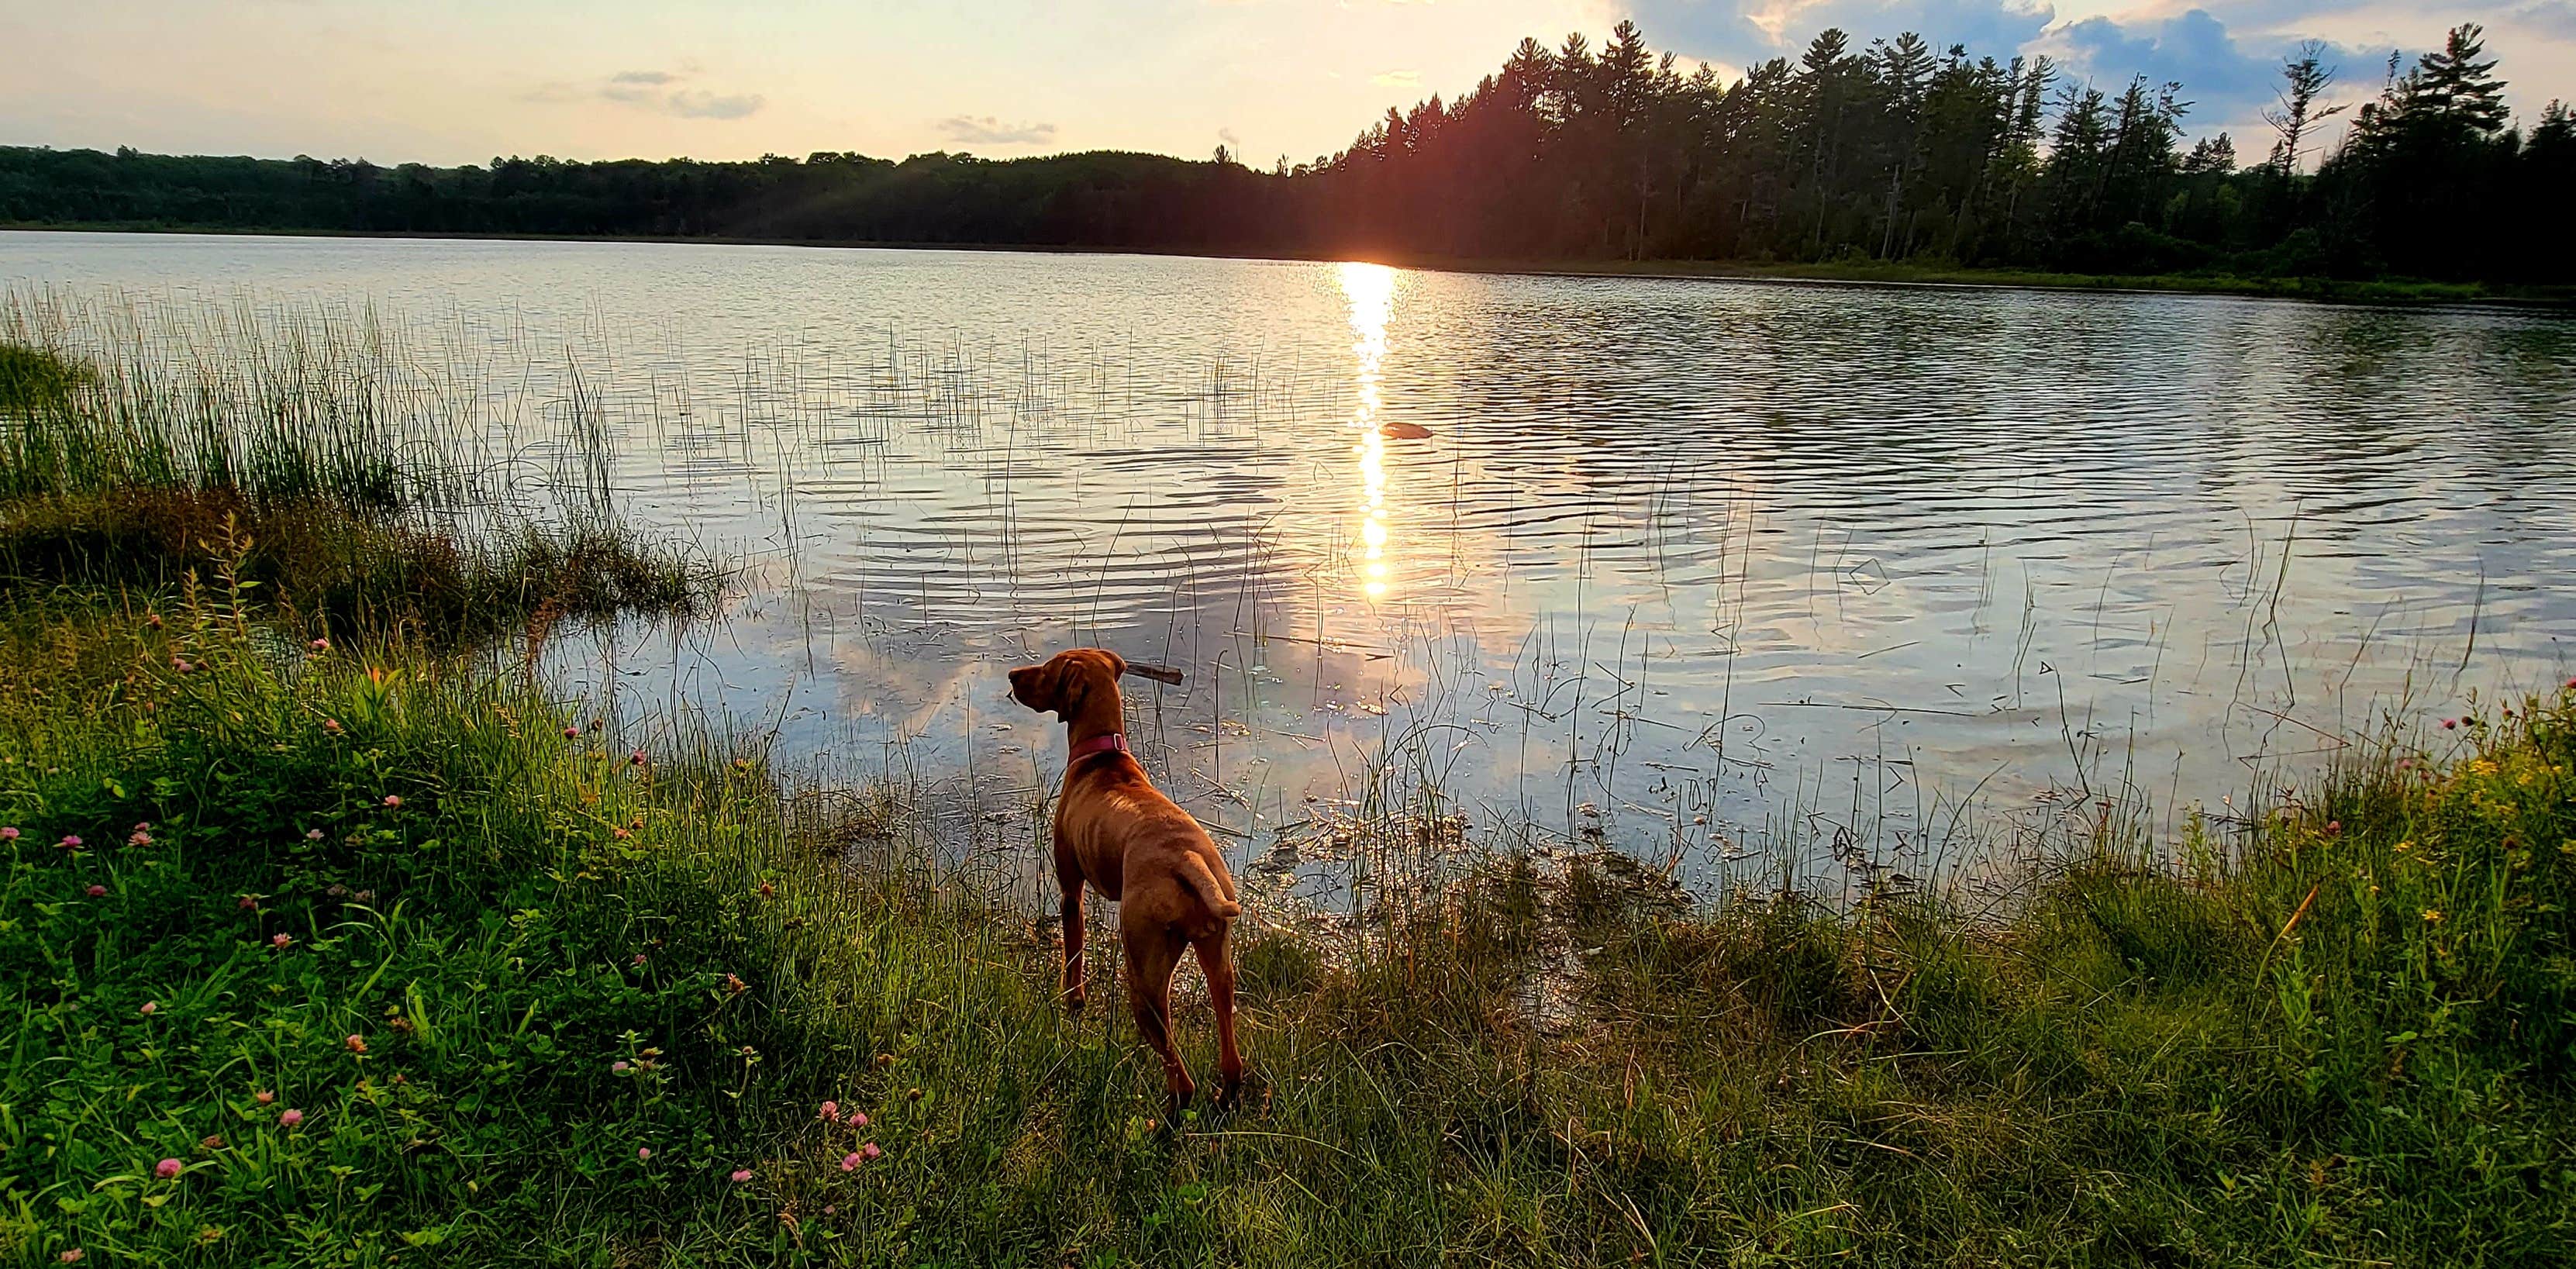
left=0, top=487, right=721, bottom=645
left=3, top=291, right=2573, bottom=1265
left=1, top=571, right=2571, bottom=1264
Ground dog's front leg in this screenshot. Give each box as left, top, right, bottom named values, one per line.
left=1057, top=871, right=1088, bottom=1011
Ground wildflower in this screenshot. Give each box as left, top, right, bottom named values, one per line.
left=306, top=828, right=325, bottom=840
left=172, top=657, right=192, bottom=673
left=0, top=826, right=15, bottom=840
left=821, top=1100, right=842, bottom=1119
left=847, top=1110, right=867, bottom=1127
left=344, top=1034, right=367, bottom=1054
left=157, top=1157, right=183, bottom=1179
left=630, top=749, right=647, bottom=765
left=146, top=612, right=161, bottom=628
left=2323, top=820, right=2341, bottom=837
left=636, top=1147, right=653, bottom=1162
left=2565, top=676, right=2576, bottom=691
left=278, top=1109, right=303, bottom=1127
left=874, top=1053, right=894, bottom=1069
left=323, top=719, right=342, bottom=733
left=310, top=638, right=329, bottom=652
left=272, top=932, right=295, bottom=949
left=724, top=973, right=748, bottom=995
left=140, top=1001, right=157, bottom=1015
left=382, top=795, right=402, bottom=809
left=354, top=890, right=374, bottom=902
left=327, top=885, right=346, bottom=898
left=861, top=1142, right=881, bottom=1161
left=564, top=726, right=581, bottom=739
left=731, top=1168, right=753, bottom=1183
left=200, top=1134, right=224, bottom=1150
left=129, top=829, right=151, bottom=847
left=631, top=953, right=648, bottom=967
left=88, top=885, right=106, bottom=898
left=2423, top=909, right=2443, bottom=923
left=60, top=1251, right=82, bottom=1264
left=255, top=1090, right=275, bottom=1105
left=612, top=828, right=631, bottom=841
left=612, top=1060, right=631, bottom=1074
left=2443, top=719, right=2457, bottom=729
left=840, top=1152, right=861, bottom=1171
left=60, top=835, right=81, bottom=850
left=239, top=895, right=259, bottom=910
left=757, top=882, right=774, bottom=898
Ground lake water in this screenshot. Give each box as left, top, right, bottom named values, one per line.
left=7, top=230, right=2574, bottom=904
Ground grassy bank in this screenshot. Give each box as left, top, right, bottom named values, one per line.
left=4, top=305, right=2573, bottom=1266
left=0, top=330, right=719, bottom=643
left=2, top=566, right=2571, bottom=1264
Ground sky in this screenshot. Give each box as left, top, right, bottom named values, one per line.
left=3, top=1, right=2573, bottom=170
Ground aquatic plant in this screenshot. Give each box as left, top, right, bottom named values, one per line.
left=2, top=564, right=2569, bottom=1263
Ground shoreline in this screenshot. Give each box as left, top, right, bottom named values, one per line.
left=9, top=220, right=2570, bottom=309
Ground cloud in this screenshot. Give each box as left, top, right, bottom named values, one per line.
left=1626, top=0, right=2057, bottom=67
left=540, top=67, right=767, bottom=121
left=2512, top=2, right=2576, bottom=42
left=662, top=91, right=766, bottom=119
left=2043, top=9, right=2387, bottom=134
left=1618, top=3, right=2411, bottom=143
left=1371, top=69, right=1422, bottom=88
left=935, top=115, right=1059, bottom=145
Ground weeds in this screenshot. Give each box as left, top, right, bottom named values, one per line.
left=1, top=567, right=2570, bottom=1264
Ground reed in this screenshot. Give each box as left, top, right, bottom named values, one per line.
left=2, top=567, right=2567, bottom=1264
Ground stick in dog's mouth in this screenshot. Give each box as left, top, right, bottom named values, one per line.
left=1120, top=662, right=1186, bottom=686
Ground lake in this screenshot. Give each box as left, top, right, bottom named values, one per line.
left=6, top=230, right=2574, bottom=905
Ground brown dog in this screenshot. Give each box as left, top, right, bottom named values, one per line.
left=1009, top=647, right=1244, bottom=1112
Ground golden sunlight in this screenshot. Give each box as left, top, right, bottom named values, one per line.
left=1339, top=261, right=1398, bottom=600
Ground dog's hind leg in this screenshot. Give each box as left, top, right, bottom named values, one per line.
left=1124, top=923, right=1195, bottom=1109
left=1057, top=866, right=1088, bottom=1012
left=1193, top=929, right=1243, bottom=1111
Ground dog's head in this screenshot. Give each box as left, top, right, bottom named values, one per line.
left=1007, top=647, right=1128, bottom=719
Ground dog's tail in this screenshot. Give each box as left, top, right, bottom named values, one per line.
left=1175, top=850, right=1243, bottom=921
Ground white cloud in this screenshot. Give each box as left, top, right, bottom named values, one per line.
left=935, top=115, right=1060, bottom=145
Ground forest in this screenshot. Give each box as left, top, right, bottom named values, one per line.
left=2, top=21, right=2568, bottom=284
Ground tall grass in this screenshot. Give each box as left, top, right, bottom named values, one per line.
left=0, top=289, right=716, bottom=643
left=2, top=564, right=2569, bottom=1264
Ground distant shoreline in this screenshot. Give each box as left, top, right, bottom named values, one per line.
left=8, top=221, right=2571, bottom=309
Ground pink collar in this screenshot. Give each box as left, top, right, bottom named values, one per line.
left=1068, top=733, right=1129, bottom=762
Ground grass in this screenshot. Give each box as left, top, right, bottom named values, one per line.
left=1, top=562, right=2571, bottom=1264
left=2, top=317, right=717, bottom=643
left=0, top=487, right=720, bottom=645
left=2, top=295, right=2571, bottom=1264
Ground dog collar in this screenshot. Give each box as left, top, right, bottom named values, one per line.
left=1068, top=733, right=1129, bottom=762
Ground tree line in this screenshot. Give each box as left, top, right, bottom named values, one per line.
left=2, top=21, right=2567, bottom=283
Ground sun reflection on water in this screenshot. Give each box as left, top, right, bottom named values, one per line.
left=1340, top=261, right=1397, bottom=599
